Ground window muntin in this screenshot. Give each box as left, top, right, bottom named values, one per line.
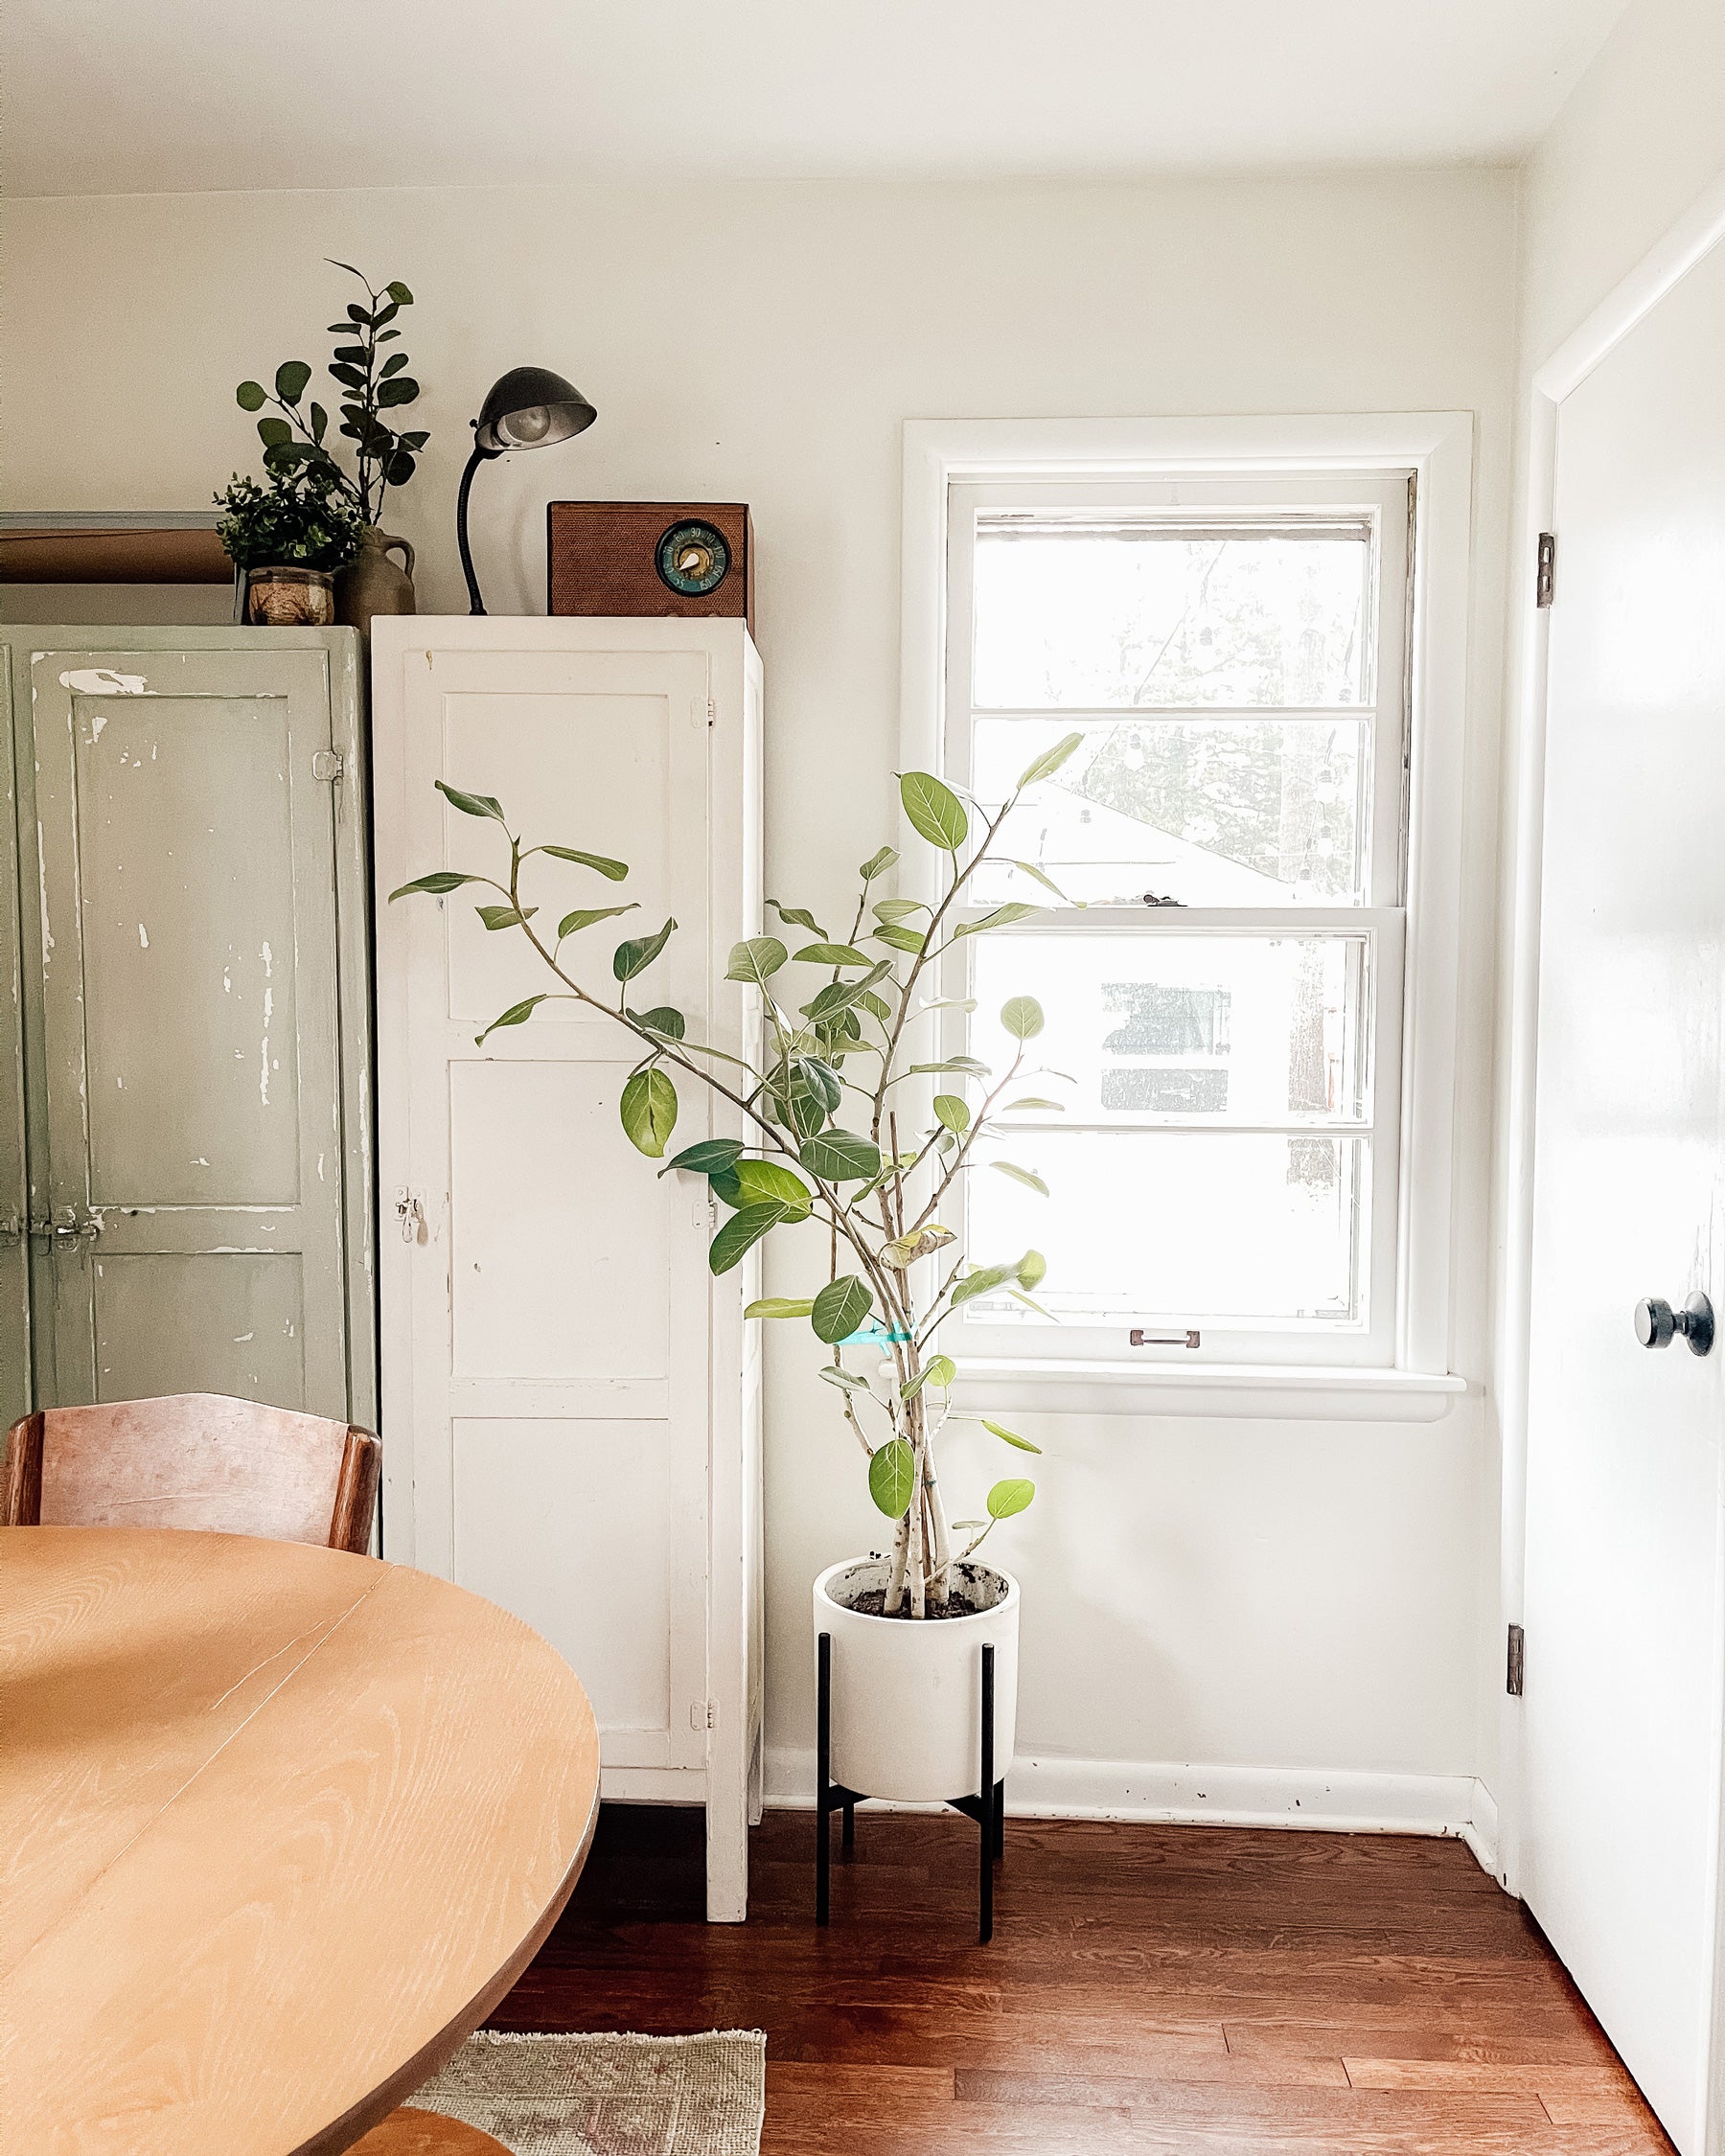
left=941, top=474, right=1412, bottom=1367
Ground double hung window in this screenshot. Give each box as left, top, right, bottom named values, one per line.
left=938, top=472, right=1414, bottom=1368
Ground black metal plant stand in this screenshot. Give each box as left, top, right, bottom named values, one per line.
left=816, top=1629, right=1005, bottom=1942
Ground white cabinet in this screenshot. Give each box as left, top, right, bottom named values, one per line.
left=370, top=618, right=764, bottom=1921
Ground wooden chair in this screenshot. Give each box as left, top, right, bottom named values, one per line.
left=1, top=1393, right=380, bottom=1553
left=351, top=2112, right=510, bottom=2156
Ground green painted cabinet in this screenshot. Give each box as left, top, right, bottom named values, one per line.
left=1, top=628, right=375, bottom=1433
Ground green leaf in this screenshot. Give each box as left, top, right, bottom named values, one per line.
left=377, top=376, right=420, bottom=408
left=474, top=994, right=549, bottom=1045
left=745, top=1296, right=816, bottom=1319
left=1004, top=1097, right=1065, bottom=1112
left=769, top=900, right=828, bottom=937
left=1009, top=860, right=1073, bottom=902
left=476, top=903, right=536, bottom=930
left=872, top=924, right=926, bottom=955
left=1016, top=730, right=1086, bottom=787
left=628, top=1005, right=685, bottom=1039
left=868, top=1437, right=917, bottom=1518
left=860, top=845, right=899, bottom=881
left=709, top=1201, right=788, bottom=1274
left=856, top=989, right=892, bottom=1022
left=385, top=279, right=414, bottom=304
left=274, top=359, right=311, bottom=403
left=983, top=1419, right=1042, bottom=1455
left=793, top=942, right=875, bottom=968
left=619, top=1067, right=678, bottom=1158
left=559, top=903, right=636, bottom=937
left=953, top=1262, right=1019, bottom=1306
left=389, top=871, right=478, bottom=899
left=787, top=1056, right=843, bottom=1113
left=540, top=844, right=629, bottom=881
left=907, top=1057, right=990, bottom=1076
left=436, top=779, right=507, bottom=823
left=236, top=379, right=266, bottom=411
left=900, top=1353, right=957, bottom=1400
left=309, top=401, right=329, bottom=444
left=872, top=898, right=927, bottom=923
left=819, top=1364, right=873, bottom=1394
left=1017, top=1250, right=1047, bottom=1289
left=333, top=344, right=370, bottom=364
left=613, top=917, right=677, bottom=982
left=991, top=1160, right=1048, bottom=1195
left=883, top=1223, right=956, bottom=1268
left=900, top=772, right=968, bottom=852
left=933, top=1094, right=971, bottom=1133
left=709, top=1165, right=745, bottom=1206
left=256, top=416, right=292, bottom=448
left=987, top=1477, right=1036, bottom=1520
left=724, top=935, right=788, bottom=987
left=812, top=1275, right=872, bottom=1343
left=799, top=1131, right=882, bottom=1183
left=802, top=963, right=892, bottom=1021
left=1000, top=995, right=1046, bottom=1041
left=733, top=1158, right=814, bottom=1219
left=954, top=903, right=1040, bottom=937
left=659, top=1137, right=746, bottom=1178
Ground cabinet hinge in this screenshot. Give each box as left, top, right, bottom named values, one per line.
left=1506, top=1622, right=1525, bottom=1697
left=706, top=700, right=718, bottom=727
left=690, top=1699, right=719, bottom=1732
left=1535, top=533, right=1556, bottom=608
left=310, top=749, right=345, bottom=781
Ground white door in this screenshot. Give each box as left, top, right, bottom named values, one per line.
left=1522, top=237, right=1725, bottom=2154
left=379, top=639, right=714, bottom=1775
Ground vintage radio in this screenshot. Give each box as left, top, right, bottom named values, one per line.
left=547, top=501, right=753, bottom=633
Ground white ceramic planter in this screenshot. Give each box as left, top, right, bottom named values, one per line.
left=814, top=1556, right=1020, bottom=1804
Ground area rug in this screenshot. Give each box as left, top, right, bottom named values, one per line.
left=407, top=2030, right=767, bottom=2156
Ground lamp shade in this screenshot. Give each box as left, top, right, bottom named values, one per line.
left=473, top=367, right=597, bottom=453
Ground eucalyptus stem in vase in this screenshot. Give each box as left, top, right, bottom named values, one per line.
left=391, top=733, right=1084, bottom=1617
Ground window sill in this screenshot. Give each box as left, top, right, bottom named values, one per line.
left=952, top=1358, right=1468, bottom=1423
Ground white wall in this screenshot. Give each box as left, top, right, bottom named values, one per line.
left=1490, top=0, right=1725, bottom=1888
left=1, top=172, right=1516, bottom=1835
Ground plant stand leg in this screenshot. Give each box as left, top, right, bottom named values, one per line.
left=816, top=1630, right=832, bottom=1926
left=979, top=1640, right=995, bottom=1944
left=995, top=1778, right=1005, bottom=1861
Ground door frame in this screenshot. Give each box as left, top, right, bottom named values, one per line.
left=1496, top=169, right=1725, bottom=2140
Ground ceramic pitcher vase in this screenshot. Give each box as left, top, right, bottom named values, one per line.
left=337, top=525, right=416, bottom=641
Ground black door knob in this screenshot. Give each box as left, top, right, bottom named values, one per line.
left=1634, top=1293, right=1714, bottom=1356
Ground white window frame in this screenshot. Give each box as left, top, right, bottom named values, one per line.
left=899, top=415, right=1473, bottom=1422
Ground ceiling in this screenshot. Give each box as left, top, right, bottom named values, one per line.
left=9, top=0, right=1632, bottom=196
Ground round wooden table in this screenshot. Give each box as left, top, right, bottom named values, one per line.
left=0, top=1526, right=600, bottom=2154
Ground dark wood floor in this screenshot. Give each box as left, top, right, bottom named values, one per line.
left=493, top=1804, right=1673, bottom=2154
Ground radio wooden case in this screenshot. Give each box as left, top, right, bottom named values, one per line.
left=547, top=501, right=754, bottom=632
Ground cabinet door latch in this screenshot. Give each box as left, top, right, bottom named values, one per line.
left=311, top=749, right=345, bottom=782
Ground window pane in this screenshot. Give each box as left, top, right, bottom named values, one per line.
left=973, top=716, right=1368, bottom=905
left=971, top=932, right=1370, bottom=1126
left=973, top=522, right=1370, bottom=710
left=964, top=1131, right=1365, bottom=1325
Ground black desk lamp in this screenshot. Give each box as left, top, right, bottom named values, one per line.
left=456, top=367, right=597, bottom=614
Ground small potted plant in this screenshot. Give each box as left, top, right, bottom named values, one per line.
left=392, top=737, right=1084, bottom=1834
left=215, top=465, right=362, bottom=625
left=234, top=262, right=428, bottom=637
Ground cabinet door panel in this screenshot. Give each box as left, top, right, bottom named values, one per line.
left=30, top=648, right=349, bottom=1415
left=0, top=649, right=28, bottom=1427
left=384, top=639, right=713, bottom=1773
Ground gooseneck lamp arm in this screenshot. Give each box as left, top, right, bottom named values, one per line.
left=453, top=366, right=598, bottom=620
left=456, top=433, right=499, bottom=616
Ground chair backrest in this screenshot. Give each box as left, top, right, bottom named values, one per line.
left=1, top=1393, right=380, bottom=1553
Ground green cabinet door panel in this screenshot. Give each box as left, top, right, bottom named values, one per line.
left=0, top=646, right=29, bottom=1430
left=5, top=629, right=375, bottom=1432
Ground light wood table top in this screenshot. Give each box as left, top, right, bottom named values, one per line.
left=0, top=1526, right=600, bottom=2156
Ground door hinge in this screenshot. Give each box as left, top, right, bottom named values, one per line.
left=690, top=1699, right=719, bottom=1732
left=1506, top=1622, right=1525, bottom=1697
left=1535, top=533, right=1556, bottom=608
left=706, top=699, right=718, bottom=727
left=310, top=748, right=345, bottom=781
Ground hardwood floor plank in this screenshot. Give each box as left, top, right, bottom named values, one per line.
left=493, top=1807, right=1676, bottom=2156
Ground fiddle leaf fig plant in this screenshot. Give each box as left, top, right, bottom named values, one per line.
left=392, top=736, right=1084, bottom=1617
left=236, top=261, right=428, bottom=527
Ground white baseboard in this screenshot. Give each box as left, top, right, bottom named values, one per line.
left=766, top=1747, right=1502, bottom=1869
